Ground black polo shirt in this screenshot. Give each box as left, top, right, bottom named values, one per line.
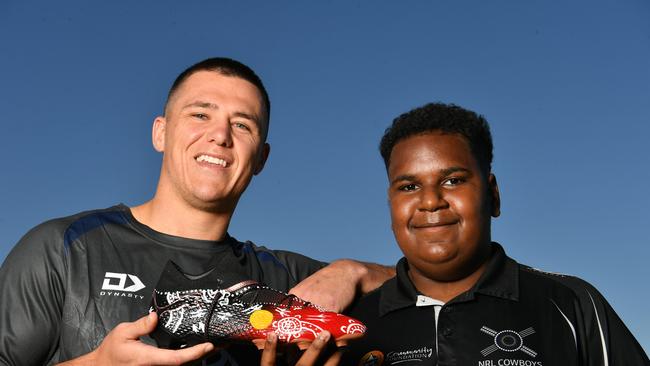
left=342, top=243, right=648, bottom=366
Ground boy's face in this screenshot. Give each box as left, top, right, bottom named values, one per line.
left=387, top=132, right=499, bottom=281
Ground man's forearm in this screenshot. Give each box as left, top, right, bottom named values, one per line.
left=290, top=259, right=395, bottom=312
left=330, top=259, right=395, bottom=294
left=356, top=261, right=396, bottom=294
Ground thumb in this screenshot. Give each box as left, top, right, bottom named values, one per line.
left=123, top=312, right=158, bottom=339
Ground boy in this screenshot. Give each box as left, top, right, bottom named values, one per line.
left=343, top=103, right=648, bottom=365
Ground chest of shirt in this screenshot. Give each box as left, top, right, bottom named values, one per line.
left=345, top=301, right=578, bottom=366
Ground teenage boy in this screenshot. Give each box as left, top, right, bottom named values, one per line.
left=342, top=103, right=648, bottom=365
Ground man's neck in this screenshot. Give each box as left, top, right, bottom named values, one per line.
left=130, top=196, right=232, bottom=242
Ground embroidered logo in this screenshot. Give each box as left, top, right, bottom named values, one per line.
left=480, top=326, right=537, bottom=357
left=385, top=346, right=433, bottom=364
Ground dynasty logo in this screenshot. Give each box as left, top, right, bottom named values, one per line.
left=99, top=272, right=146, bottom=300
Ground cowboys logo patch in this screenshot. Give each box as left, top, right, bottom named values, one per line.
left=480, top=325, right=537, bottom=357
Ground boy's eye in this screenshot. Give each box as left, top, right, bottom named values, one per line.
left=399, top=183, right=418, bottom=191
left=443, top=177, right=464, bottom=186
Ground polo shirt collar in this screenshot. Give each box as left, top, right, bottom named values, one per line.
left=378, top=242, right=519, bottom=317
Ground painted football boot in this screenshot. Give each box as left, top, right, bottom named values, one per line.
left=150, top=260, right=366, bottom=350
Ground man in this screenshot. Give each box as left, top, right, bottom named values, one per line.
left=342, top=103, right=648, bottom=365
left=0, top=58, right=391, bottom=366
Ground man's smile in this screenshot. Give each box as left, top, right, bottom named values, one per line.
left=195, top=154, right=230, bottom=168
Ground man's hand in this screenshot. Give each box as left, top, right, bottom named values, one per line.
left=290, top=259, right=395, bottom=312
left=260, top=331, right=342, bottom=366
left=57, top=312, right=214, bottom=365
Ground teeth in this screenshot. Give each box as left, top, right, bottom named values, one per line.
left=196, top=155, right=227, bottom=167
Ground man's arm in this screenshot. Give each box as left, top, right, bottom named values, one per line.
left=0, top=222, right=67, bottom=365
left=290, top=259, right=395, bottom=312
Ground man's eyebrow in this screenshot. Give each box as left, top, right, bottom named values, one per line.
left=232, top=111, right=260, bottom=124
left=180, top=102, right=260, bottom=124
left=181, top=101, right=219, bottom=110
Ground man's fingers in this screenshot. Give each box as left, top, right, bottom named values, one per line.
left=260, top=332, right=278, bottom=366
left=119, top=312, right=158, bottom=339
left=147, top=342, right=214, bottom=365
left=295, top=331, right=331, bottom=366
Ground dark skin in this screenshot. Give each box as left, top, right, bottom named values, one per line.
left=387, top=132, right=500, bottom=302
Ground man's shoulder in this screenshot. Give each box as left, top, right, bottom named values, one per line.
left=27, top=204, right=128, bottom=238
left=8, top=205, right=126, bottom=256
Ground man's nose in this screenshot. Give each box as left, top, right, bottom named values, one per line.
left=206, top=118, right=233, bottom=147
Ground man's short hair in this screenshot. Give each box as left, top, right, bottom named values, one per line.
left=379, top=102, right=494, bottom=174
left=165, top=57, right=271, bottom=137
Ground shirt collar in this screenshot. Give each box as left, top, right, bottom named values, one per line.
left=378, top=242, right=519, bottom=317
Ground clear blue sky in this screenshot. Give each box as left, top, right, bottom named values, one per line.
left=1, top=0, right=648, bottom=352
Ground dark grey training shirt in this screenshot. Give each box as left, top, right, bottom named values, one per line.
left=0, top=204, right=325, bottom=365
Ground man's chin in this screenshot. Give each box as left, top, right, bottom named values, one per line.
left=187, top=194, right=237, bottom=213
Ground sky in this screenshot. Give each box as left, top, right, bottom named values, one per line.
left=0, top=0, right=648, bottom=353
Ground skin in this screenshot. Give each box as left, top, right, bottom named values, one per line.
left=387, top=132, right=500, bottom=302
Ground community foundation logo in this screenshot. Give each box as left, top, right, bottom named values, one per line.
left=478, top=325, right=542, bottom=366
left=386, top=346, right=433, bottom=364
left=99, top=272, right=146, bottom=300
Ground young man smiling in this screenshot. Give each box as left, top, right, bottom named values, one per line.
left=0, top=58, right=392, bottom=366
left=342, top=103, right=648, bottom=366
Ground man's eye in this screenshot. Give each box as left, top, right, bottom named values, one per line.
left=192, top=113, right=208, bottom=120
left=399, top=183, right=418, bottom=191
left=233, top=122, right=251, bottom=131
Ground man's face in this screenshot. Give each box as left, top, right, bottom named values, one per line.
left=153, top=71, right=270, bottom=211
left=388, top=132, right=499, bottom=281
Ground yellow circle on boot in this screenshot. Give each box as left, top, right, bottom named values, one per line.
left=250, top=309, right=274, bottom=330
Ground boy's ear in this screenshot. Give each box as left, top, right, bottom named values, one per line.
left=488, top=174, right=501, bottom=217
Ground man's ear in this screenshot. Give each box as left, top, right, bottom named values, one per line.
left=254, top=143, right=271, bottom=175
left=488, top=173, right=501, bottom=217
left=152, top=116, right=166, bottom=152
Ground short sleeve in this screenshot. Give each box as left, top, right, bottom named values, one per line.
left=0, top=220, right=67, bottom=365
left=564, top=276, right=649, bottom=365
left=268, top=249, right=327, bottom=286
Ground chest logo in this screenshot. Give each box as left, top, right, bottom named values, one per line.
left=480, top=326, right=537, bottom=357
left=102, top=272, right=146, bottom=292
